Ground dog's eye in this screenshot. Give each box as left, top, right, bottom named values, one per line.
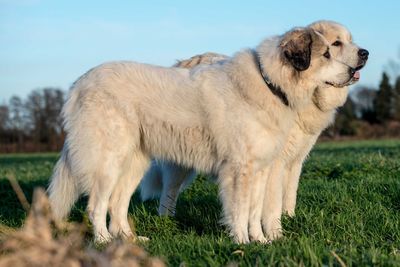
left=332, top=40, right=342, bottom=46
left=323, top=50, right=330, bottom=59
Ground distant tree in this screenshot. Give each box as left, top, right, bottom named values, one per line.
left=25, top=88, right=65, bottom=151
left=0, top=104, right=11, bottom=146
left=332, top=98, right=357, bottom=136
left=42, top=88, right=65, bottom=149
left=373, top=72, right=393, bottom=122
left=352, top=86, right=377, bottom=123
left=0, top=105, right=10, bottom=131
left=384, top=46, right=400, bottom=82
left=25, top=90, right=45, bottom=146
left=9, top=96, right=25, bottom=129
left=9, top=96, right=26, bottom=150
left=44, top=88, right=64, bottom=135
left=394, top=76, right=400, bottom=121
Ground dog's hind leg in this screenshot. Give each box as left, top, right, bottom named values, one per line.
left=108, top=152, right=150, bottom=239
left=84, top=111, right=141, bottom=243
left=158, top=162, right=195, bottom=216
left=87, top=156, right=123, bottom=243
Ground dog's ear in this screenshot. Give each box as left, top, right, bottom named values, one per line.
left=281, top=28, right=312, bottom=71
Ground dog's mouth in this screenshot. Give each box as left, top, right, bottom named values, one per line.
left=325, top=64, right=364, bottom=88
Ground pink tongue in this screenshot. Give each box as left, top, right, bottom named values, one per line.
left=353, top=71, right=360, bottom=79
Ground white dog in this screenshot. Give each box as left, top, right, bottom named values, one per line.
left=48, top=23, right=363, bottom=243
left=139, top=21, right=368, bottom=241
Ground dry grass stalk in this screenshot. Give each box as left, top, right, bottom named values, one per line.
left=5, top=172, right=30, bottom=211
left=0, top=187, right=165, bottom=267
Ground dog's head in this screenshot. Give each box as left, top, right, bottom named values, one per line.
left=308, top=20, right=368, bottom=88
left=256, top=22, right=366, bottom=109
left=279, top=24, right=368, bottom=89
left=304, top=21, right=369, bottom=111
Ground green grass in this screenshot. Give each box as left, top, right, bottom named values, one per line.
left=1, top=140, right=400, bottom=266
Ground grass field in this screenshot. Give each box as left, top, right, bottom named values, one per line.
left=1, top=139, right=400, bottom=266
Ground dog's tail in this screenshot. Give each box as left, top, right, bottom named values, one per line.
left=139, top=161, right=163, bottom=201
left=47, top=145, right=79, bottom=221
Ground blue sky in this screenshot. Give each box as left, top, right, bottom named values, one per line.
left=1, top=0, right=399, bottom=102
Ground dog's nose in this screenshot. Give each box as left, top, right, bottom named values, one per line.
left=358, top=49, right=369, bottom=60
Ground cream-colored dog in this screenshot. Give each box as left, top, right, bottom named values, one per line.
left=48, top=22, right=365, bottom=244
left=139, top=21, right=369, bottom=242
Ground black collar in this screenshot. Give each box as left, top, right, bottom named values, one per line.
left=252, top=50, right=289, bottom=107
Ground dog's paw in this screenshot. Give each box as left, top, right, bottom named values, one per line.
left=249, top=224, right=268, bottom=244
left=232, top=231, right=250, bottom=244
left=266, top=228, right=283, bottom=241
left=250, top=235, right=271, bottom=244
left=109, top=223, right=134, bottom=239
left=287, top=210, right=295, bottom=218
left=94, top=231, right=113, bottom=244
left=282, top=207, right=296, bottom=217
left=137, top=236, right=150, bottom=242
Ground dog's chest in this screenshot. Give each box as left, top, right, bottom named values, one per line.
left=242, top=118, right=292, bottom=172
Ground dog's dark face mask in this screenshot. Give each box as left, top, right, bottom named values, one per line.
left=280, top=28, right=313, bottom=71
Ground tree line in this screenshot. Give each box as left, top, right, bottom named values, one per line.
left=0, top=88, right=65, bottom=152
left=325, top=72, right=400, bottom=139
left=0, top=71, right=400, bottom=153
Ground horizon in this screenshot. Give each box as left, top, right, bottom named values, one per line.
left=1, top=1, right=400, bottom=102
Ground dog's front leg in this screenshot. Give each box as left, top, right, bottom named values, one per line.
left=262, top=159, right=285, bottom=241
left=248, top=166, right=270, bottom=243
left=218, top=162, right=252, bottom=244
left=282, top=160, right=303, bottom=217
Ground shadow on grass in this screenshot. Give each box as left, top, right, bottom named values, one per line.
left=129, top=183, right=222, bottom=236
left=313, top=143, right=400, bottom=156
left=0, top=154, right=58, bottom=166
left=175, top=192, right=221, bottom=235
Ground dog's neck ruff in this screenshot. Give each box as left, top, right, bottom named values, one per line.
left=252, top=50, right=289, bottom=107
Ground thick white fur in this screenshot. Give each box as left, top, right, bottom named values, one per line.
left=139, top=21, right=367, bottom=242
left=48, top=23, right=355, bottom=243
